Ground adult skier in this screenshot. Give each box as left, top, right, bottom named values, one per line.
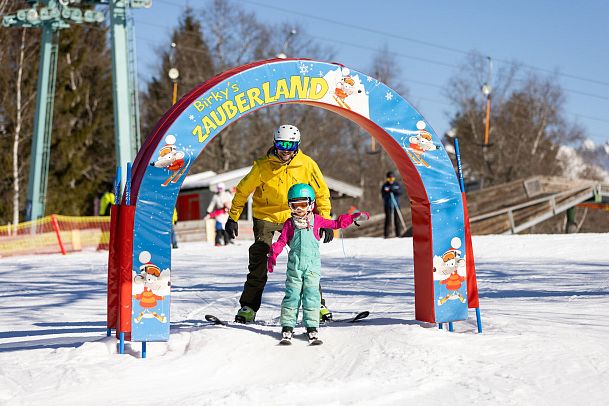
left=225, top=124, right=334, bottom=323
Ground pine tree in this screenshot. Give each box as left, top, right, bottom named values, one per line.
left=45, top=23, right=115, bottom=216
left=140, top=8, right=215, bottom=141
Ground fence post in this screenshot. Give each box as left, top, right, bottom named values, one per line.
left=51, top=214, right=66, bottom=255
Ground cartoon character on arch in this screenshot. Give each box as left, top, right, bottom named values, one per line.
left=433, top=237, right=467, bottom=306
left=150, top=134, right=192, bottom=187
left=132, top=251, right=171, bottom=324
left=330, top=68, right=365, bottom=110
left=401, top=120, right=440, bottom=167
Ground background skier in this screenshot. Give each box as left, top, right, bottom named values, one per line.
left=225, top=124, right=334, bottom=323
left=381, top=171, right=403, bottom=238
left=205, top=182, right=233, bottom=246
left=267, top=183, right=368, bottom=344
left=99, top=189, right=115, bottom=216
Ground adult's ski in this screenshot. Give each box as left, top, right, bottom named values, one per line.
left=204, top=314, right=228, bottom=326
left=325, top=311, right=369, bottom=323
left=206, top=311, right=368, bottom=325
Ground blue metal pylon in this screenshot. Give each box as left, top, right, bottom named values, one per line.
left=3, top=0, right=150, bottom=222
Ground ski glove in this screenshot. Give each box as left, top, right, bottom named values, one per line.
left=351, top=211, right=370, bottom=227
left=225, top=218, right=238, bottom=238
left=267, top=254, right=276, bottom=273
left=319, top=228, right=334, bottom=243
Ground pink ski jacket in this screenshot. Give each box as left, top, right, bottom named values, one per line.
left=267, top=212, right=369, bottom=272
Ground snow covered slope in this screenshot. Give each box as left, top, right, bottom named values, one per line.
left=1, top=235, right=608, bottom=405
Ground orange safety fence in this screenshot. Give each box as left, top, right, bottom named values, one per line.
left=0, top=215, right=111, bottom=258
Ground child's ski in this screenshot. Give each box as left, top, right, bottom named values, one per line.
left=309, top=337, right=323, bottom=346
left=279, top=330, right=293, bottom=345
left=306, top=329, right=323, bottom=346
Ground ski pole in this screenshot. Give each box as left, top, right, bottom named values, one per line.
left=114, top=166, right=121, bottom=205
left=454, top=138, right=483, bottom=334
left=389, top=193, right=407, bottom=232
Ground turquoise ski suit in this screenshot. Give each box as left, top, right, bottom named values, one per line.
left=267, top=212, right=368, bottom=328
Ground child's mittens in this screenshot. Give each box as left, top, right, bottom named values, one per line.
left=267, top=254, right=276, bottom=273
left=352, top=211, right=370, bottom=221
left=335, top=211, right=371, bottom=228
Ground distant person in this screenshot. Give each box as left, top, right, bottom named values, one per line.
left=225, top=124, right=334, bottom=323
left=171, top=208, right=179, bottom=249
left=205, top=182, right=233, bottom=246
left=99, top=190, right=115, bottom=216
left=267, top=183, right=369, bottom=345
left=381, top=171, right=403, bottom=238
left=97, top=189, right=115, bottom=250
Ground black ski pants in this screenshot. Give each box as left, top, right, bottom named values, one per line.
left=239, top=218, right=325, bottom=311
left=384, top=206, right=403, bottom=238
left=215, top=229, right=230, bottom=245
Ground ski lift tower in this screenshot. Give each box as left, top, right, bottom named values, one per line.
left=2, top=0, right=150, bottom=221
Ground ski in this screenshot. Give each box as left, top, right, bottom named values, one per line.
left=278, top=329, right=294, bottom=345
left=306, top=329, right=323, bottom=345
left=324, top=311, right=369, bottom=324
left=309, top=337, right=323, bottom=346
left=204, top=314, right=272, bottom=327
left=204, top=314, right=228, bottom=326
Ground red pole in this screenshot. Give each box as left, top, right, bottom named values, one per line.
left=51, top=214, right=66, bottom=255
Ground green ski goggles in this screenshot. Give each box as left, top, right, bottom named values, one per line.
left=274, top=140, right=299, bottom=151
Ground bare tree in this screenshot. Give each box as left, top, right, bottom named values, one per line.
left=445, top=51, right=582, bottom=187
left=11, top=28, right=28, bottom=226
left=0, top=3, right=39, bottom=224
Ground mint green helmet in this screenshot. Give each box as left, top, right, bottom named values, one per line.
left=288, top=183, right=315, bottom=202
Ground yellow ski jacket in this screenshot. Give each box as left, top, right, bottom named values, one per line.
left=99, top=192, right=115, bottom=216
left=228, top=149, right=331, bottom=224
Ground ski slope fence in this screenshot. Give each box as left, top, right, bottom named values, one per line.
left=0, top=215, right=111, bottom=257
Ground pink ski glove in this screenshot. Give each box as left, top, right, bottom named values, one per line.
left=267, top=255, right=276, bottom=273
left=351, top=211, right=370, bottom=221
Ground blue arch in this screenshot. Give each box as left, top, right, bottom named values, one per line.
left=128, top=59, right=470, bottom=341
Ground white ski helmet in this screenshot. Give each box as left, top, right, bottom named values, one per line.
left=274, top=124, right=301, bottom=142
left=274, top=124, right=300, bottom=151
left=216, top=182, right=226, bottom=192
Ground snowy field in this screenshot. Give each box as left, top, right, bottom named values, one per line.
left=1, top=234, right=608, bottom=406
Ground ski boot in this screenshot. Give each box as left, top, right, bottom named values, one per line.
left=320, top=304, right=333, bottom=322
left=235, top=306, right=256, bottom=323
left=306, top=327, right=323, bottom=345
left=279, top=327, right=293, bottom=345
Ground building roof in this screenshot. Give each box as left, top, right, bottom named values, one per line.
left=181, top=166, right=363, bottom=198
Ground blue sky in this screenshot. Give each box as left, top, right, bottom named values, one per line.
left=131, top=0, right=609, bottom=147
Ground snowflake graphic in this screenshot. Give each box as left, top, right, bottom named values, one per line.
left=298, top=61, right=312, bottom=75
left=367, top=76, right=374, bottom=82
left=188, top=115, right=195, bottom=121
left=183, top=146, right=197, bottom=157
left=319, top=70, right=325, bottom=77
left=385, top=92, right=393, bottom=101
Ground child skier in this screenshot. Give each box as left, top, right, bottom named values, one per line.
left=267, top=183, right=368, bottom=345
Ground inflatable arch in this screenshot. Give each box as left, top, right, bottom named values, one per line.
left=107, top=58, right=480, bottom=343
